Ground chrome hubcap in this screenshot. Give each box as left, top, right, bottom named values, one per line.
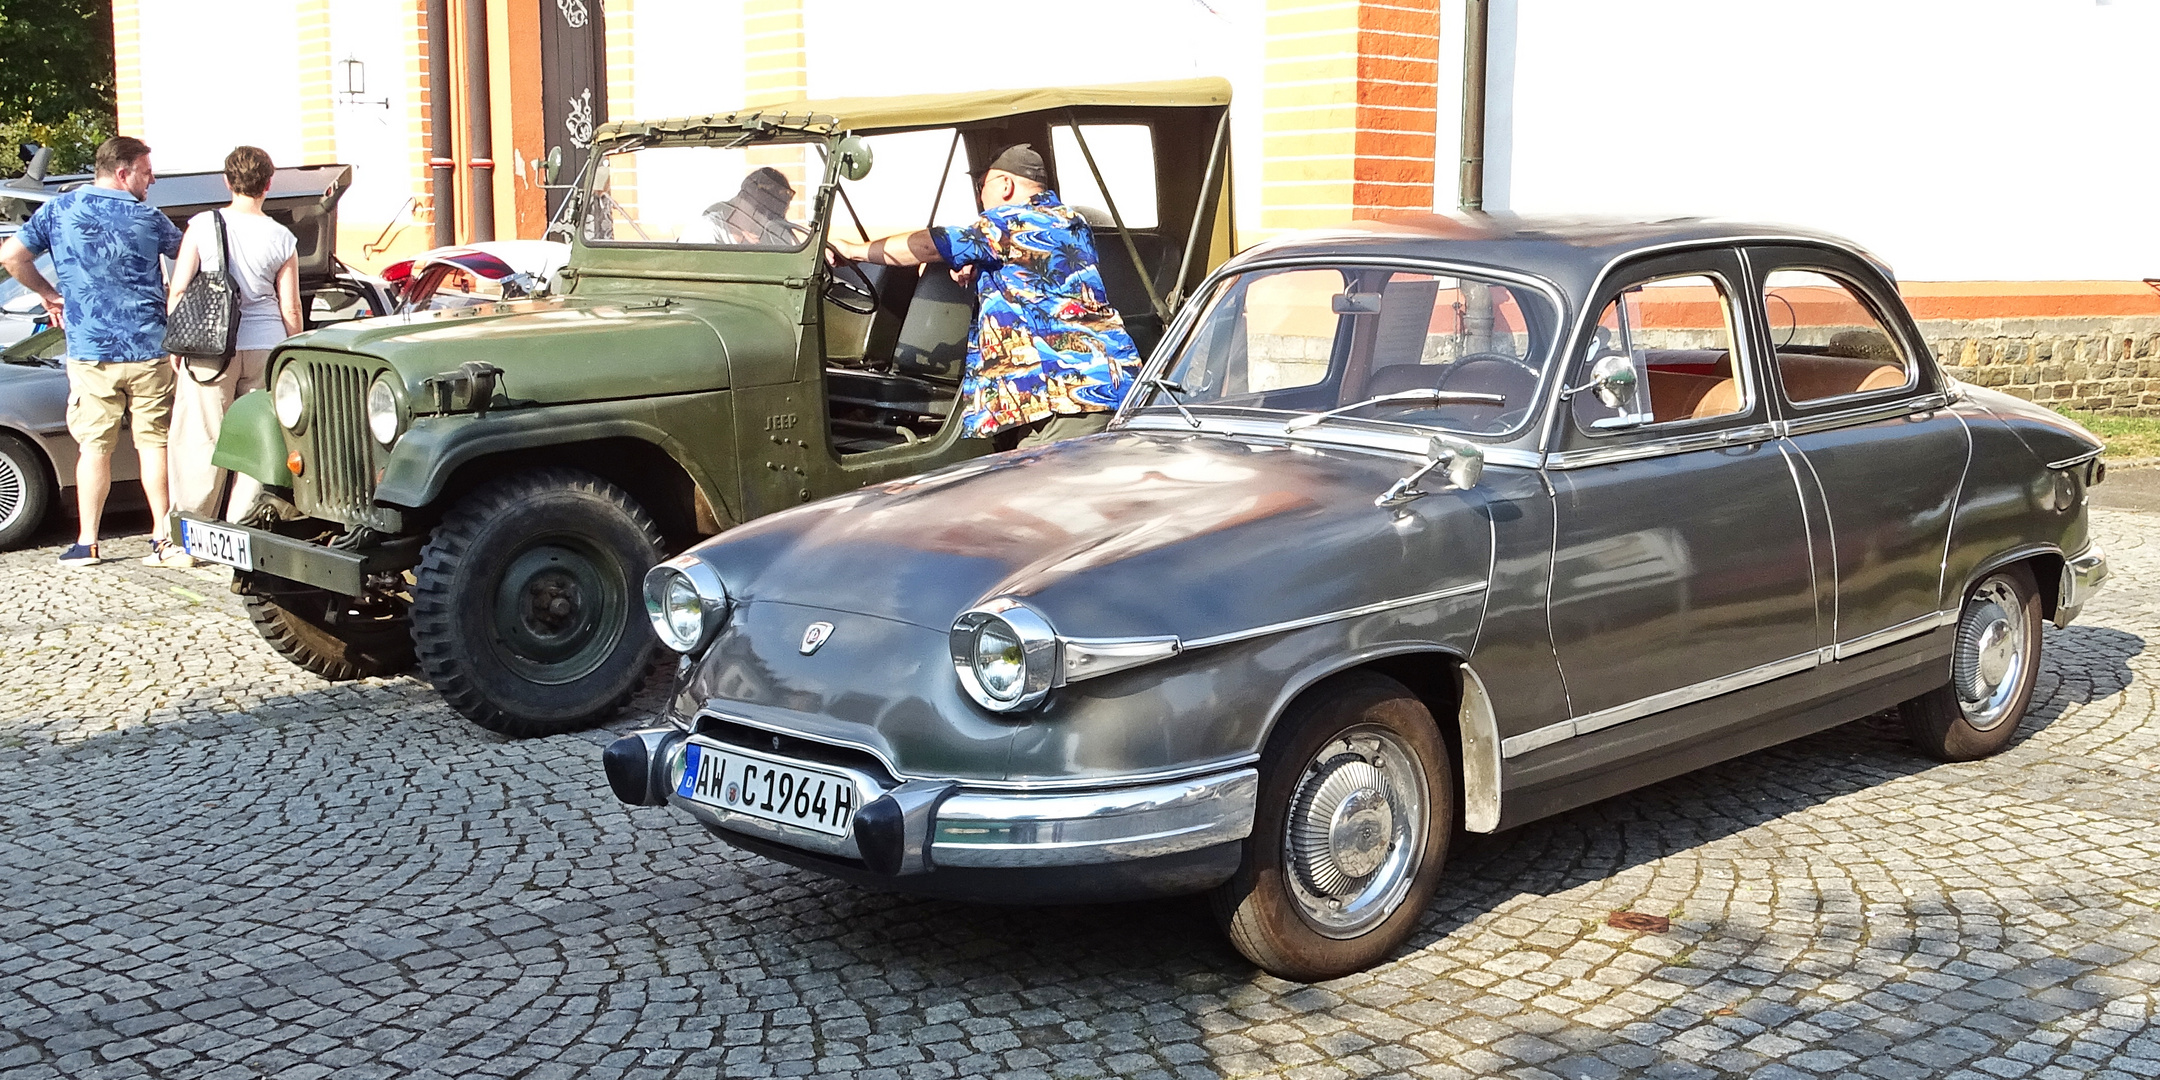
left=0, top=452, right=21, bottom=530
left=1284, top=725, right=1427, bottom=939
left=1953, top=578, right=2029, bottom=731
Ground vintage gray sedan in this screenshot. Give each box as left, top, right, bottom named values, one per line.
left=605, top=216, right=2110, bottom=980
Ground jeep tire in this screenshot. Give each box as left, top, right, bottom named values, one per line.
left=411, top=468, right=664, bottom=738
left=243, top=584, right=417, bottom=681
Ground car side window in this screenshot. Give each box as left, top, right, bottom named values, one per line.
left=1760, top=269, right=1913, bottom=404
left=1572, top=273, right=1746, bottom=433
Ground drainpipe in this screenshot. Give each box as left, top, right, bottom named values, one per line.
left=463, top=0, right=495, bottom=241
left=427, top=0, right=455, bottom=246
left=1458, top=0, right=1489, bottom=212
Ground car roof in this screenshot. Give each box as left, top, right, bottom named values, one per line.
left=1229, top=213, right=1893, bottom=304
left=594, top=76, right=1232, bottom=144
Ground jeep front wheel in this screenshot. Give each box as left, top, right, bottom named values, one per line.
left=411, top=468, right=664, bottom=738
left=242, top=584, right=416, bottom=681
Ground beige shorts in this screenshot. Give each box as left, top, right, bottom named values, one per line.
left=66, top=359, right=176, bottom=454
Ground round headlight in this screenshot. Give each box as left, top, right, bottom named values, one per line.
left=642, top=558, right=730, bottom=653
left=950, top=599, right=1058, bottom=712
left=273, top=365, right=306, bottom=430
left=366, top=375, right=401, bottom=446
left=972, top=618, right=1026, bottom=702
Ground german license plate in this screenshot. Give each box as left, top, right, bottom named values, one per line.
left=180, top=519, right=252, bottom=571
left=674, top=741, right=862, bottom=836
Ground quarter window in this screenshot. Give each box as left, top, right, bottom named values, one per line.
left=1573, top=274, right=1745, bottom=432
left=1761, top=269, right=1912, bottom=403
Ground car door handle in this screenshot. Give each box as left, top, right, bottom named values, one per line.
left=1719, top=424, right=1775, bottom=446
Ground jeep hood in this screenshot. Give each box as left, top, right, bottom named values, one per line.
left=694, top=430, right=1496, bottom=643
left=288, top=295, right=789, bottom=403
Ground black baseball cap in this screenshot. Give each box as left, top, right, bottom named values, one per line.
left=979, top=143, right=1049, bottom=185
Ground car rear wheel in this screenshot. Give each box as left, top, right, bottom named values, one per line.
left=1213, top=673, right=1453, bottom=982
left=1901, top=563, right=2043, bottom=762
left=0, top=432, right=54, bottom=550
left=410, top=468, right=663, bottom=738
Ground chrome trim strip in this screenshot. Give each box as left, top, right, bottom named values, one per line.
left=1060, top=635, right=1184, bottom=684
left=2046, top=448, right=2103, bottom=470
left=1545, top=426, right=1766, bottom=470
left=1781, top=395, right=1939, bottom=437
left=1501, top=649, right=1819, bottom=759
left=1456, top=665, right=1504, bottom=833
left=1831, top=609, right=1958, bottom=661
left=1182, top=580, right=1489, bottom=650
left=932, top=768, right=1258, bottom=867
left=1119, top=412, right=1544, bottom=469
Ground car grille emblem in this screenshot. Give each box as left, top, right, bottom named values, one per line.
left=800, top=621, right=834, bottom=655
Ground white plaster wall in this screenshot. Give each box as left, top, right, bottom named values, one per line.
left=628, top=0, right=745, bottom=118
left=1475, top=0, right=2160, bottom=281
left=328, top=0, right=419, bottom=227
left=134, top=1, right=305, bottom=173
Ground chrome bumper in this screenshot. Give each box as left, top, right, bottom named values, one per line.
left=615, top=729, right=1256, bottom=872
left=2056, top=544, right=2109, bottom=629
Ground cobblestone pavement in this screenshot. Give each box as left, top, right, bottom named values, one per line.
left=2, top=506, right=2157, bottom=1080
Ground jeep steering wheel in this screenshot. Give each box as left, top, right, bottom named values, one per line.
left=824, top=244, right=879, bottom=316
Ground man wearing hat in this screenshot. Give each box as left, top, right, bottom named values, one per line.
left=690, top=166, right=799, bottom=245
left=830, top=143, right=1140, bottom=450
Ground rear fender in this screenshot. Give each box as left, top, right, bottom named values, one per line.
left=211, top=390, right=290, bottom=486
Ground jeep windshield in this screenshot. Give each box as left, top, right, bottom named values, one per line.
left=583, top=140, right=823, bottom=250
left=1131, top=263, right=1560, bottom=438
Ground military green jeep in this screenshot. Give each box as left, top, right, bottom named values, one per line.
left=181, top=78, right=1235, bottom=737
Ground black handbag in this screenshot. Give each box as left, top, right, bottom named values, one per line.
left=162, top=210, right=240, bottom=376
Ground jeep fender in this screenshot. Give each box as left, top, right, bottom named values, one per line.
left=211, top=390, right=290, bottom=486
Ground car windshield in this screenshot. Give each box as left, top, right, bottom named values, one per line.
left=1143, top=264, right=1558, bottom=436
left=0, top=252, right=57, bottom=314
left=582, top=139, right=823, bottom=249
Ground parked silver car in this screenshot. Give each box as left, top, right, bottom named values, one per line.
left=604, top=216, right=2109, bottom=980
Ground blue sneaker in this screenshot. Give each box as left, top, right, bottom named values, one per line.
left=58, top=542, right=101, bottom=567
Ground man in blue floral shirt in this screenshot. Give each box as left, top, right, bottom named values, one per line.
left=832, top=144, right=1140, bottom=449
left=0, top=136, right=183, bottom=567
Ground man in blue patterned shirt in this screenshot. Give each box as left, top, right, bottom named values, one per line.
left=0, top=136, right=182, bottom=566
left=832, top=144, right=1140, bottom=450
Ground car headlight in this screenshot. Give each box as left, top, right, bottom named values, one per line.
left=950, top=599, right=1058, bottom=712
left=366, top=374, right=402, bottom=446
left=273, top=365, right=306, bottom=431
left=642, top=557, right=730, bottom=653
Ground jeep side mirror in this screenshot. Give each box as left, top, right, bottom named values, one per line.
left=835, top=135, right=873, bottom=182
left=541, top=145, right=563, bottom=186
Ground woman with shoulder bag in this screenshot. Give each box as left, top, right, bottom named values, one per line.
left=156, top=145, right=301, bottom=567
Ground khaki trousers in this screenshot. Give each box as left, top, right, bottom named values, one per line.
left=168, top=350, right=270, bottom=520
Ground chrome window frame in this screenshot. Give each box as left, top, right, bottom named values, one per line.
left=1739, top=247, right=1939, bottom=416
left=1563, top=265, right=1759, bottom=444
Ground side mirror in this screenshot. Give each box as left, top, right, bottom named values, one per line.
left=1436, top=435, right=1484, bottom=491
left=1588, top=354, right=1637, bottom=409
left=541, top=145, right=564, bottom=186
left=835, top=135, right=873, bottom=182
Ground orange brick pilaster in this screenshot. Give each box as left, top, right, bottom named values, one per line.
left=1262, top=0, right=1439, bottom=238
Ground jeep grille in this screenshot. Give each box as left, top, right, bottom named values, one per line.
left=297, top=357, right=380, bottom=526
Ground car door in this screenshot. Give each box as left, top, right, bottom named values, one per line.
left=1530, top=249, right=1821, bottom=751
left=1746, top=245, right=1968, bottom=651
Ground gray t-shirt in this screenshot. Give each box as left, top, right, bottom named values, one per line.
left=184, top=210, right=299, bottom=351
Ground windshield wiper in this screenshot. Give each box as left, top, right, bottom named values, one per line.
left=1145, top=378, right=1202, bottom=429
left=1283, top=388, right=1505, bottom=433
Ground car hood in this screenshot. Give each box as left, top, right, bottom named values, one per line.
left=699, top=429, right=1498, bottom=642
left=285, top=294, right=778, bottom=402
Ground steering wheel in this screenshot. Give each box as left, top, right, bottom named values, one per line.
left=1435, top=352, right=1541, bottom=431
left=823, top=243, right=879, bottom=315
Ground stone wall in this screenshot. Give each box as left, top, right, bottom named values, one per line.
left=1921, top=316, right=2160, bottom=416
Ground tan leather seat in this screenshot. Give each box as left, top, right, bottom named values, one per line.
left=1645, top=370, right=1742, bottom=423
left=1777, top=353, right=1905, bottom=402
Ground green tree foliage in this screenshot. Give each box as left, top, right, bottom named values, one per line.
left=0, top=0, right=116, bottom=178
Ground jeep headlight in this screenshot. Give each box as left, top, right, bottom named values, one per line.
left=273, top=365, right=306, bottom=431
left=950, top=599, right=1058, bottom=712
left=642, top=557, right=730, bottom=653
left=366, top=374, right=402, bottom=446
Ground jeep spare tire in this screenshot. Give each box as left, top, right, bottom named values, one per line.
left=411, top=468, right=664, bottom=738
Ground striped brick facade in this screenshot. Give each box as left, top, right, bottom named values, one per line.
left=297, top=0, right=337, bottom=167
left=110, top=0, right=144, bottom=138
left=1261, top=0, right=1440, bottom=236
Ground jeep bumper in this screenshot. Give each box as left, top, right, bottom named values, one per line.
left=174, top=512, right=422, bottom=596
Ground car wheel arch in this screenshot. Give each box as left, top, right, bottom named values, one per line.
left=1962, top=544, right=2065, bottom=623
left=421, top=434, right=735, bottom=549
left=1254, top=645, right=1497, bottom=836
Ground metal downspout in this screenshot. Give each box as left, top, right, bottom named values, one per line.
left=463, top=0, right=495, bottom=241
left=426, top=0, right=455, bottom=246
left=1458, top=0, right=1489, bottom=212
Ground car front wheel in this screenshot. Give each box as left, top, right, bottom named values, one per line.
left=1213, top=673, right=1453, bottom=982
left=410, top=468, right=664, bottom=738
left=1901, top=563, right=2043, bottom=762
